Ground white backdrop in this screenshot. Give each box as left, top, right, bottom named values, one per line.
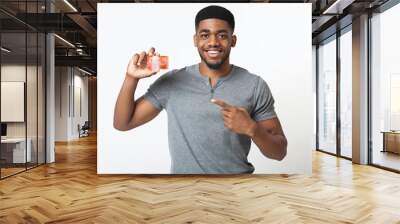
left=98, top=3, right=312, bottom=174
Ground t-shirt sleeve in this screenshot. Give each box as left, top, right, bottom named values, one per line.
left=142, top=71, right=173, bottom=110
left=251, top=76, right=277, bottom=121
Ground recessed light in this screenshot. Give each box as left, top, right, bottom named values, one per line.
left=77, top=67, right=92, bottom=76
left=1, top=47, right=11, bottom=53
left=63, top=0, right=78, bottom=12
left=54, top=34, right=75, bottom=48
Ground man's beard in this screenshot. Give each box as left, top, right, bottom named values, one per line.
left=198, top=50, right=230, bottom=70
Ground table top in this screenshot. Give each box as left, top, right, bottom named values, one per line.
left=381, top=131, right=400, bottom=134
left=1, top=138, right=29, bottom=143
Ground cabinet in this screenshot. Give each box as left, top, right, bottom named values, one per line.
left=382, top=131, right=400, bottom=154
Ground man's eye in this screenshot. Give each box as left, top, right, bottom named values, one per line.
left=200, top=34, right=209, bottom=39
left=218, top=34, right=227, bottom=39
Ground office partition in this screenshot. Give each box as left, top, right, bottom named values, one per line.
left=0, top=1, right=47, bottom=179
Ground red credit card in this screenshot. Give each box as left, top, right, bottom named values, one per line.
left=146, top=56, right=169, bottom=70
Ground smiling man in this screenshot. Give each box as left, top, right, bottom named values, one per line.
left=113, top=5, right=287, bottom=174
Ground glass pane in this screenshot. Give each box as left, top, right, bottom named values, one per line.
left=26, top=0, right=39, bottom=170
left=318, top=37, right=337, bottom=154
left=1, top=31, right=27, bottom=177
left=0, top=1, right=46, bottom=178
left=27, top=31, right=38, bottom=169
left=312, top=46, right=317, bottom=150
left=340, top=29, right=352, bottom=158
left=371, top=4, right=400, bottom=171
left=38, top=32, right=45, bottom=165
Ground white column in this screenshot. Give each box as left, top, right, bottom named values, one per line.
left=352, top=14, right=369, bottom=164
left=46, top=1, right=55, bottom=163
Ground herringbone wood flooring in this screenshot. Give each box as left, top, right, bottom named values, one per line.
left=1, top=134, right=400, bottom=223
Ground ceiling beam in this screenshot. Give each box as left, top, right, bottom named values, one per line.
left=67, top=13, right=97, bottom=39
left=55, top=55, right=96, bottom=70
left=312, top=15, right=335, bottom=33
left=322, top=0, right=356, bottom=14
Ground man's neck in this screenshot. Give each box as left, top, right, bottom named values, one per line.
left=199, top=61, right=232, bottom=80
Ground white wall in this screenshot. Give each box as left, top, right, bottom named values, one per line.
left=1, top=82, right=24, bottom=122
left=1, top=64, right=25, bottom=124
left=55, top=67, right=68, bottom=141
left=55, top=67, right=89, bottom=141
left=72, top=71, right=89, bottom=138
left=98, top=3, right=313, bottom=174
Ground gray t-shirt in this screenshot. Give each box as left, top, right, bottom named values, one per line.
left=143, top=63, right=276, bottom=174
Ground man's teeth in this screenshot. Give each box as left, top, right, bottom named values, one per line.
left=207, top=50, right=220, bottom=56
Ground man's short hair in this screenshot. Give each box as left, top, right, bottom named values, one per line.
left=195, top=5, right=235, bottom=32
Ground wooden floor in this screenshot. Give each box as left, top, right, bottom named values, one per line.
left=0, top=167, right=26, bottom=178
left=1, top=163, right=45, bottom=178
left=373, top=151, right=400, bottom=171
left=1, top=134, right=400, bottom=223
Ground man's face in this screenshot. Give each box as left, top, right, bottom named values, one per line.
left=194, top=18, right=236, bottom=70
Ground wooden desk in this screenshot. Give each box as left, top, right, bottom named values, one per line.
left=381, top=131, right=400, bottom=154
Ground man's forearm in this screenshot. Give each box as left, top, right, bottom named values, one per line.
left=113, top=75, right=139, bottom=130
left=248, top=121, right=287, bottom=161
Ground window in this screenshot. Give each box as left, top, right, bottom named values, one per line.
left=339, top=28, right=352, bottom=158
left=371, top=2, right=400, bottom=171
left=318, top=36, right=337, bottom=154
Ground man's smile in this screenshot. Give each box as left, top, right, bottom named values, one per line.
left=205, top=49, right=223, bottom=58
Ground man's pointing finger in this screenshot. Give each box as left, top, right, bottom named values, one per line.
left=211, top=98, right=232, bottom=108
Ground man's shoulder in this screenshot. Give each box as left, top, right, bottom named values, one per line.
left=232, top=65, right=262, bottom=83
left=159, top=65, right=194, bottom=78
left=231, top=65, right=273, bottom=95
left=150, top=66, right=194, bottom=90
left=154, top=67, right=186, bottom=82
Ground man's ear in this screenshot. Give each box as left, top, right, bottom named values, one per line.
left=193, top=34, right=197, bottom=47
left=231, top=35, right=237, bottom=47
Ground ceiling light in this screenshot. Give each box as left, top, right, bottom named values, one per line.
left=63, top=0, right=78, bottom=12
left=1, top=47, right=11, bottom=53
left=54, top=34, right=75, bottom=48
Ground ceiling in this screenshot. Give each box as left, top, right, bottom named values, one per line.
left=0, top=0, right=393, bottom=75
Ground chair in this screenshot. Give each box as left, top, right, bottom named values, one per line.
left=79, top=121, right=90, bottom=138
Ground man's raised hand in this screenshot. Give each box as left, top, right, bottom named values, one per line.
left=126, top=47, right=160, bottom=79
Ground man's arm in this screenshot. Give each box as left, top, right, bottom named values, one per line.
left=113, top=76, right=161, bottom=131
left=248, top=117, right=287, bottom=161
left=113, top=47, right=161, bottom=131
